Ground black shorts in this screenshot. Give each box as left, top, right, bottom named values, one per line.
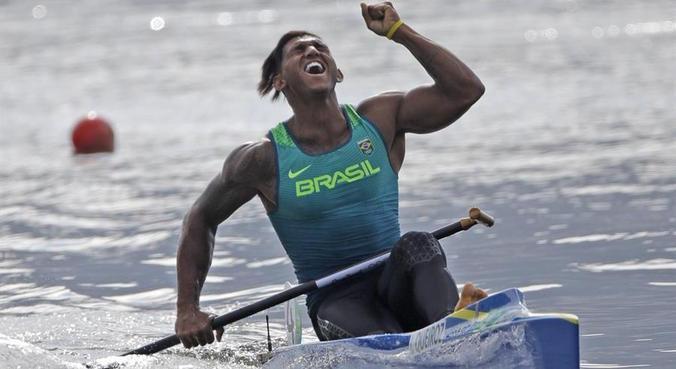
left=309, top=231, right=459, bottom=341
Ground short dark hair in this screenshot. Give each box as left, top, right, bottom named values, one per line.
left=258, top=30, right=320, bottom=101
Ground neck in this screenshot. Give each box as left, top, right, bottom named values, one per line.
left=285, top=92, right=348, bottom=150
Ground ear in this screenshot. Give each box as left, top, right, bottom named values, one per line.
left=273, top=74, right=286, bottom=91
left=336, top=69, right=344, bottom=83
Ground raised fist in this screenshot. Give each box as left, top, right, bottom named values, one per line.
left=360, top=2, right=401, bottom=37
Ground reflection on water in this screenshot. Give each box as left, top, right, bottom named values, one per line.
left=648, top=282, right=676, bottom=287
left=1, top=0, right=675, bottom=367
left=102, top=288, right=176, bottom=308
left=575, top=259, right=676, bottom=272
left=553, top=231, right=671, bottom=245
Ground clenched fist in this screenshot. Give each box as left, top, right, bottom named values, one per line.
left=360, top=2, right=401, bottom=37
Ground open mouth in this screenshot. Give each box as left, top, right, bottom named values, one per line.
left=304, top=61, right=326, bottom=75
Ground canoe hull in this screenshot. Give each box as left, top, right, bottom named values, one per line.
left=264, top=288, right=579, bottom=369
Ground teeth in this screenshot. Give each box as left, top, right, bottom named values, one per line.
left=304, top=61, right=325, bottom=73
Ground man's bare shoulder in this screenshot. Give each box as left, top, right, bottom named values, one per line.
left=356, top=91, right=406, bottom=145
left=356, top=91, right=404, bottom=119
left=222, top=138, right=275, bottom=186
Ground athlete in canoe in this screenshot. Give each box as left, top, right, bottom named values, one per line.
left=175, top=1, right=486, bottom=348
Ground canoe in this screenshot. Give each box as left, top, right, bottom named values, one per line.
left=263, top=288, right=579, bottom=369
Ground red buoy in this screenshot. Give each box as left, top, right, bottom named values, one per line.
left=71, top=112, right=115, bottom=154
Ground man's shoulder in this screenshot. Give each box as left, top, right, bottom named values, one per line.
left=355, top=91, right=405, bottom=117
left=222, top=138, right=275, bottom=185
left=355, top=91, right=404, bottom=130
left=354, top=91, right=405, bottom=142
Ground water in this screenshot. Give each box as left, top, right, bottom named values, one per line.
left=1, top=0, right=675, bottom=367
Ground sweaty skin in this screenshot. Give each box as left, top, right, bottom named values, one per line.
left=175, top=1, right=486, bottom=348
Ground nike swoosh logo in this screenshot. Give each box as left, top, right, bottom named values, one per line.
left=288, top=164, right=312, bottom=179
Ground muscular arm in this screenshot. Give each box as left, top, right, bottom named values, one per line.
left=358, top=3, right=484, bottom=138
left=392, top=23, right=485, bottom=133
left=175, top=139, right=275, bottom=347
left=175, top=168, right=255, bottom=312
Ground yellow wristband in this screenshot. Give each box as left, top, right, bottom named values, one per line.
left=386, top=19, right=404, bottom=40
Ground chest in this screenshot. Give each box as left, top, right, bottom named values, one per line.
left=277, top=134, right=395, bottom=214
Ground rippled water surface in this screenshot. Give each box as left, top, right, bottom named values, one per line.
left=1, top=0, right=675, bottom=368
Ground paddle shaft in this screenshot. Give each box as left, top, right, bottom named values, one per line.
left=123, top=215, right=485, bottom=356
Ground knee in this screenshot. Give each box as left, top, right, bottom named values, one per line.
left=391, top=231, right=444, bottom=270
left=315, top=313, right=354, bottom=341
left=400, top=231, right=436, bottom=245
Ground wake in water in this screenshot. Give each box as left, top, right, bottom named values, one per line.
left=84, top=339, right=282, bottom=369
left=0, top=332, right=163, bottom=369
left=0, top=330, right=273, bottom=369
left=0, top=333, right=82, bottom=369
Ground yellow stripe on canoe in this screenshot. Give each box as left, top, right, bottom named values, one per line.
left=449, top=308, right=488, bottom=321
left=449, top=309, right=579, bottom=325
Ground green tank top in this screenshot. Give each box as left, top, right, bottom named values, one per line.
left=267, top=104, right=400, bottom=310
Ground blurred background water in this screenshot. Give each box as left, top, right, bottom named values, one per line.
left=1, top=0, right=675, bottom=368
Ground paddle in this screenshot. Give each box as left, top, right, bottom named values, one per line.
left=122, top=207, right=494, bottom=356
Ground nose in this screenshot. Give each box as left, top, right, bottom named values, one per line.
left=304, top=45, right=320, bottom=57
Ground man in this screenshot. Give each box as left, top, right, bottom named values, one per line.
left=175, top=2, right=486, bottom=348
